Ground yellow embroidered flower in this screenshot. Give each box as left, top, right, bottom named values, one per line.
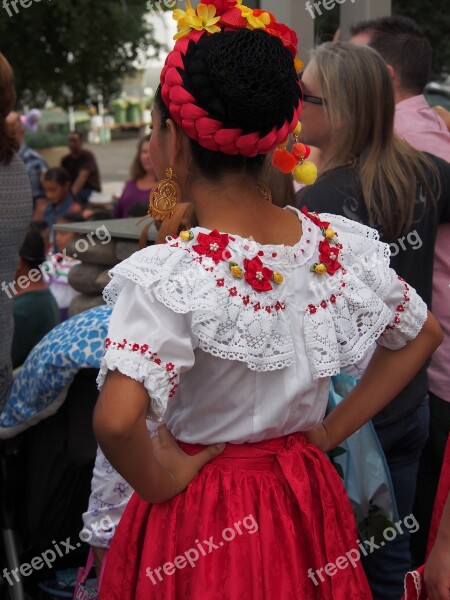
left=179, top=230, right=194, bottom=242
left=230, top=264, right=244, bottom=279
left=235, top=0, right=271, bottom=29
left=324, top=228, right=335, bottom=240
left=313, top=263, right=327, bottom=275
left=272, top=272, right=284, bottom=284
left=173, top=1, right=221, bottom=40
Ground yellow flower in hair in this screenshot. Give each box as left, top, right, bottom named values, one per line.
left=196, top=3, right=221, bottom=33
left=235, top=0, right=270, bottom=29
left=173, top=1, right=221, bottom=40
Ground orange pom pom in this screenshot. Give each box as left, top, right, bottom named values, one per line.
left=292, top=143, right=311, bottom=160
left=272, top=149, right=297, bottom=174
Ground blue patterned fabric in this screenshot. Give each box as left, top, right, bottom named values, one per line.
left=0, top=305, right=111, bottom=436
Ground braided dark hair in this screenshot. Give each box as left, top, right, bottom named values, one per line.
left=156, top=28, right=301, bottom=181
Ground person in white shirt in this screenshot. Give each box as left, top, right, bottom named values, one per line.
left=83, top=5, right=443, bottom=598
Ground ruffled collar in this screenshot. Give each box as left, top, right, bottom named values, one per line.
left=167, top=206, right=318, bottom=269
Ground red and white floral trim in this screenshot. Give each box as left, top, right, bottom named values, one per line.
left=105, top=338, right=179, bottom=398
left=167, top=240, right=286, bottom=313
left=384, top=278, right=410, bottom=331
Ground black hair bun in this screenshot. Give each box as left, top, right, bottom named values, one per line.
left=182, top=28, right=301, bottom=136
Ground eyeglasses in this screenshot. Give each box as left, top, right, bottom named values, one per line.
left=299, top=72, right=327, bottom=106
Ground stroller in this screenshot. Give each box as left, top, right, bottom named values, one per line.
left=0, top=306, right=111, bottom=600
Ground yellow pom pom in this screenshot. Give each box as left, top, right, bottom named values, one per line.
left=314, top=263, right=327, bottom=275
left=293, top=161, right=317, bottom=185
left=293, top=122, right=302, bottom=135
left=272, top=272, right=284, bottom=284
left=180, top=230, right=194, bottom=242
left=230, top=264, right=243, bottom=279
left=324, top=228, right=335, bottom=240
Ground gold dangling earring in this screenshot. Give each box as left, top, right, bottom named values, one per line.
left=148, top=167, right=181, bottom=221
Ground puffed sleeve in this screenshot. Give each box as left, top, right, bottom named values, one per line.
left=98, top=279, right=196, bottom=421
left=303, top=212, right=428, bottom=379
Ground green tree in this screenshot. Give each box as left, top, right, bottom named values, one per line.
left=0, top=0, right=163, bottom=107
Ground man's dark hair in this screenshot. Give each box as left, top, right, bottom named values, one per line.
left=20, top=229, right=46, bottom=270
left=350, top=16, right=432, bottom=95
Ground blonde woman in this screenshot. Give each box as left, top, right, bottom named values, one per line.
left=296, top=42, right=450, bottom=600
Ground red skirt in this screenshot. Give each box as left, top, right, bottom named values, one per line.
left=100, top=433, right=371, bottom=599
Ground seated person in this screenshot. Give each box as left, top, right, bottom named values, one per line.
left=49, top=213, right=84, bottom=321
left=61, top=131, right=101, bottom=205
left=113, top=135, right=157, bottom=218
left=42, top=168, right=80, bottom=233
left=12, top=229, right=60, bottom=368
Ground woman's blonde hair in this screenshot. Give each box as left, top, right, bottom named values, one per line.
left=310, top=42, right=438, bottom=239
left=0, top=53, right=18, bottom=165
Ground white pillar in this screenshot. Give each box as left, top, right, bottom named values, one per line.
left=260, top=0, right=315, bottom=63
left=340, top=0, right=391, bottom=40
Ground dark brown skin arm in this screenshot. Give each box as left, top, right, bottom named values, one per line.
left=305, top=312, right=443, bottom=452
left=93, top=370, right=225, bottom=504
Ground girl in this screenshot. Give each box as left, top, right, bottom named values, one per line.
left=89, top=6, right=442, bottom=599
left=49, top=212, right=85, bottom=321
left=43, top=167, right=79, bottom=229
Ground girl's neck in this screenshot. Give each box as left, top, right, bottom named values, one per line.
left=191, top=182, right=302, bottom=246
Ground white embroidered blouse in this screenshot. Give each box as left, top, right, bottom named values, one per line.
left=83, top=208, right=428, bottom=544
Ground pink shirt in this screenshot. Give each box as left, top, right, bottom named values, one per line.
left=428, top=225, right=450, bottom=401
left=395, top=94, right=450, bottom=401
left=395, top=94, right=450, bottom=163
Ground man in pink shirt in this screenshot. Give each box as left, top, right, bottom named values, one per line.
left=351, top=14, right=450, bottom=594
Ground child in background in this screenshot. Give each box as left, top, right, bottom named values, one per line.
left=12, top=229, right=60, bottom=368
left=48, top=213, right=84, bottom=321
left=43, top=168, right=80, bottom=230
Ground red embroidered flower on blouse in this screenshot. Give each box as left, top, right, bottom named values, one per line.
left=192, top=229, right=230, bottom=264
left=318, top=239, right=341, bottom=276
left=244, top=256, right=273, bottom=292
left=301, top=206, right=330, bottom=230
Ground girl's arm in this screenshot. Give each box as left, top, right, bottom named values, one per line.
left=93, top=370, right=224, bottom=503
left=306, top=311, right=443, bottom=452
